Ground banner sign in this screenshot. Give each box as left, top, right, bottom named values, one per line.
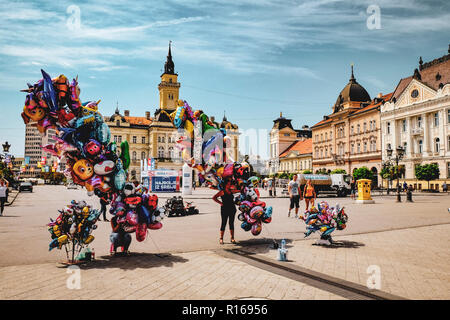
left=149, top=170, right=179, bottom=192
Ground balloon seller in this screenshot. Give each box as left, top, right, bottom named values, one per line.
left=212, top=178, right=237, bottom=244
left=110, top=214, right=132, bottom=255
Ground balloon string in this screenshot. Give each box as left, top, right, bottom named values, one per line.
left=146, top=231, right=162, bottom=255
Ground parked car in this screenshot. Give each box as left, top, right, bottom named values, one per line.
left=19, top=182, right=33, bottom=192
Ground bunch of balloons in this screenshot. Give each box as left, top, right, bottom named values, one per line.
left=168, top=99, right=273, bottom=236
left=47, top=200, right=100, bottom=261
left=235, top=180, right=273, bottom=236
left=21, top=69, right=130, bottom=198
left=300, top=201, right=348, bottom=245
left=109, top=182, right=165, bottom=242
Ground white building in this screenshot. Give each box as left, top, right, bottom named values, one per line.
left=380, top=47, right=450, bottom=189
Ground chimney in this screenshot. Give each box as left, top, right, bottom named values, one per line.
left=124, top=110, right=130, bottom=117
left=145, top=111, right=150, bottom=120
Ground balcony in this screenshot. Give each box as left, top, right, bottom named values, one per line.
left=411, top=128, right=423, bottom=136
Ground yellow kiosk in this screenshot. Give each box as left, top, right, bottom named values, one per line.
left=356, top=179, right=375, bottom=204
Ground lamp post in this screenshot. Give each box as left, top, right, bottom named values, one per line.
left=386, top=145, right=405, bottom=202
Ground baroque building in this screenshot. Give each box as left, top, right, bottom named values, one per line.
left=380, top=46, right=450, bottom=190
left=269, top=112, right=312, bottom=175
left=104, top=43, right=239, bottom=181
left=311, top=66, right=389, bottom=185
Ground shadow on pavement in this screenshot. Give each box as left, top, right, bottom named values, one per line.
left=234, top=238, right=294, bottom=254
left=321, top=240, right=365, bottom=249
left=69, top=252, right=189, bottom=270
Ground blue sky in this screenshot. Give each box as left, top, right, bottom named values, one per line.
left=1, top=0, right=449, bottom=157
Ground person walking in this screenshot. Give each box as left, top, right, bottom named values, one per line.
left=267, top=178, right=273, bottom=197
left=212, top=179, right=237, bottom=244
left=0, top=177, right=9, bottom=216
left=442, top=182, right=448, bottom=193
left=403, top=181, right=408, bottom=192
left=350, top=178, right=356, bottom=200
left=98, top=193, right=110, bottom=222
left=303, top=179, right=316, bottom=211
left=288, top=174, right=302, bottom=218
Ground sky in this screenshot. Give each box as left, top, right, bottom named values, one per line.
left=0, top=0, right=449, bottom=158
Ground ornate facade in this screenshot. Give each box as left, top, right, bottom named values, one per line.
left=269, top=113, right=312, bottom=175
left=104, top=43, right=239, bottom=181
left=311, top=67, right=389, bottom=185
left=381, top=47, right=450, bottom=190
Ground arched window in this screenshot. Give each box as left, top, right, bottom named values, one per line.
left=116, top=120, right=120, bottom=127
left=158, top=136, right=161, bottom=143
left=418, top=140, right=423, bottom=153
left=169, top=146, right=174, bottom=159
left=435, top=138, right=440, bottom=153
left=403, top=142, right=407, bottom=154
left=132, top=151, right=137, bottom=160
left=141, top=151, right=146, bottom=160
left=357, top=124, right=360, bottom=134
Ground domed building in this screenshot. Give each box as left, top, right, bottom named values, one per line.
left=311, top=66, right=391, bottom=186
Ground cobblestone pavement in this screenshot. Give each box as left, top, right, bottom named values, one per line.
left=247, top=224, right=450, bottom=300
left=0, top=250, right=347, bottom=300
left=1, top=186, right=450, bottom=300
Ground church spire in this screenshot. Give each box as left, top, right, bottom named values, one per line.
left=350, top=63, right=355, bottom=81
left=163, top=41, right=175, bottom=75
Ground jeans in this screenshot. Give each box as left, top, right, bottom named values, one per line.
left=100, top=203, right=107, bottom=220
left=110, top=232, right=132, bottom=251
left=0, top=197, right=5, bottom=214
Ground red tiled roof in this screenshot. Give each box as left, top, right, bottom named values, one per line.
left=392, top=53, right=450, bottom=100
left=279, top=138, right=312, bottom=158
left=351, top=92, right=393, bottom=116
left=124, top=116, right=152, bottom=126
left=311, top=118, right=332, bottom=128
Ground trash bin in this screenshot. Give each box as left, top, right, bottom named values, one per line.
left=355, top=179, right=375, bottom=204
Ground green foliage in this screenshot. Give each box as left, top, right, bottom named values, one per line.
left=353, top=167, right=374, bottom=181
left=380, top=164, right=405, bottom=180
left=415, top=163, right=440, bottom=189
left=0, top=162, right=14, bottom=183
left=315, top=169, right=329, bottom=175
left=302, top=170, right=312, bottom=174
left=330, top=169, right=347, bottom=174
left=278, top=172, right=289, bottom=179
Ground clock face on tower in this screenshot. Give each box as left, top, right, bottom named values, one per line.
left=411, top=89, right=419, bottom=98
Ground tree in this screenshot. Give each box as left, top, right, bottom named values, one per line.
left=353, top=167, right=374, bottom=181
left=278, top=172, right=289, bottom=179
left=415, top=163, right=440, bottom=189
left=303, top=170, right=312, bottom=174
left=315, top=169, right=329, bottom=175
left=331, top=169, right=347, bottom=174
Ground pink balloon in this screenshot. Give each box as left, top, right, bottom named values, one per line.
left=126, top=211, right=138, bottom=226
left=251, top=223, right=262, bottom=236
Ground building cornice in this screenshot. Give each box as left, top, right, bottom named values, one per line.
left=381, top=94, right=450, bottom=118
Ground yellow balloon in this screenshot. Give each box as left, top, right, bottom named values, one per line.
left=216, top=167, right=224, bottom=177
left=84, top=235, right=95, bottom=244
left=320, top=227, right=327, bottom=232
left=58, top=235, right=68, bottom=245
left=184, top=119, right=194, bottom=139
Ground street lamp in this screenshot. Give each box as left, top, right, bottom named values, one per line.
left=386, top=145, right=405, bottom=202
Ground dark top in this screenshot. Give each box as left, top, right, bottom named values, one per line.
left=111, top=216, right=126, bottom=235
left=221, top=192, right=236, bottom=213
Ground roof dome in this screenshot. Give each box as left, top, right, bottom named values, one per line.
left=333, top=66, right=371, bottom=113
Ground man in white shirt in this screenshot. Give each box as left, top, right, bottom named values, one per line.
left=0, top=177, right=9, bottom=216
left=288, top=174, right=302, bottom=218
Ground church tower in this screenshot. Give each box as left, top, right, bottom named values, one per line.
left=158, top=41, right=180, bottom=110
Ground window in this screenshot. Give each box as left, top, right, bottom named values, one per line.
left=351, top=126, right=354, bottom=135
left=363, top=142, right=367, bottom=153
left=448, top=110, right=450, bottom=124
left=142, top=137, right=145, bottom=144
left=434, top=112, right=439, bottom=127
left=435, top=138, right=440, bottom=153
left=418, top=140, right=423, bottom=153
left=402, top=119, right=406, bottom=132
left=403, top=142, right=407, bottom=154
left=357, top=143, right=361, bottom=153
left=161, top=136, right=165, bottom=143
left=325, top=133, right=327, bottom=141
left=363, top=122, right=367, bottom=132
left=387, top=122, right=390, bottom=134
left=132, top=151, right=137, bottom=161
left=158, top=136, right=161, bottom=143
left=141, top=152, right=146, bottom=160
left=351, top=144, right=354, bottom=154
left=325, top=147, right=328, bottom=157
left=321, top=134, right=323, bottom=142
left=448, top=136, right=450, bottom=151
left=158, top=146, right=165, bottom=158
left=417, top=116, right=422, bottom=128
left=118, top=136, right=122, bottom=143
left=447, top=162, right=450, bottom=178
left=357, top=124, right=360, bottom=134
left=169, top=146, right=174, bottom=158
left=132, top=136, right=137, bottom=144
left=320, top=149, right=323, bottom=158
left=116, top=120, right=120, bottom=127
